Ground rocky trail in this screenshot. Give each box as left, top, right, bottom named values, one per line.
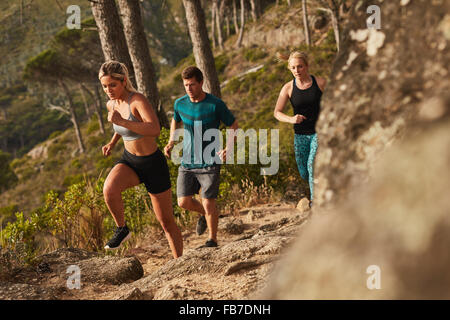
left=0, top=201, right=310, bottom=300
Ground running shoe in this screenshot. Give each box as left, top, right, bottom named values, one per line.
left=104, top=225, right=131, bottom=250
left=196, top=215, right=207, bottom=236
left=203, top=239, right=218, bottom=247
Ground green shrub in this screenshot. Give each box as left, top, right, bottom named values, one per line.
left=0, top=204, right=18, bottom=227
left=48, top=130, right=63, bottom=139
left=43, top=158, right=63, bottom=171
left=10, top=156, right=30, bottom=170
left=243, top=47, right=268, bottom=62
left=47, top=141, right=66, bottom=158
left=87, top=134, right=105, bottom=149
left=1, top=212, right=38, bottom=263
left=87, top=120, right=99, bottom=134
left=0, top=151, right=18, bottom=192
left=223, top=77, right=241, bottom=94
left=63, top=174, right=84, bottom=187
left=215, top=53, right=230, bottom=74
left=95, top=156, right=115, bottom=171
left=71, top=159, right=82, bottom=169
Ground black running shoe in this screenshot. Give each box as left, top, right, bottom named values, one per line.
left=203, top=239, right=217, bottom=247
left=104, top=225, right=131, bottom=250
left=196, top=215, right=207, bottom=236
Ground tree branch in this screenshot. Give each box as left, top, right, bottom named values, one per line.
left=48, top=103, right=70, bottom=115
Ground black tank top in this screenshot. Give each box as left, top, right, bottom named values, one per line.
left=289, top=75, right=322, bottom=135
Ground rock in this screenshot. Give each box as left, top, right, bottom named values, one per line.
left=153, top=284, right=205, bottom=300
left=314, top=0, right=449, bottom=207
left=36, top=248, right=144, bottom=285
left=36, top=247, right=98, bottom=265
left=0, top=282, right=58, bottom=300
left=116, top=287, right=146, bottom=300
left=78, top=256, right=144, bottom=285
left=257, top=0, right=450, bottom=298
left=220, top=218, right=245, bottom=235
left=296, top=198, right=310, bottom=213
left=260, top=115, right=450, bottom=299
left=247, top=210, right=265, bottom=222
left=36, top=262, right=52, bottom=274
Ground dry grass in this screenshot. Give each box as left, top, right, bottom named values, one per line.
left=222, top=178, right=281, bottom=216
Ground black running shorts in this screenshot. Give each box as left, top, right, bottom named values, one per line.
left=116, top=148, right=171, bottom=194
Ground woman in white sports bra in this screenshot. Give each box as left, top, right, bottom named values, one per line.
left=99, top=61, right=182, bottom=258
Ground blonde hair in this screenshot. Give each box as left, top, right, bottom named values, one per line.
left=98, top=61, right=137, bottom=93
left=288, top=51, right=309, bottom=67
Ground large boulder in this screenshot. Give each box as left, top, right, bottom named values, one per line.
left=260, top=113, right=450, bottom=299
left=36, top=248, right=144, bottom=286
left=259, top=0, right=450, bottom=299
left=314, top=0, right=449, bottom=207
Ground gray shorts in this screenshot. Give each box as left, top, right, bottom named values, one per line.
left=177, top=165, right=221, bottom=199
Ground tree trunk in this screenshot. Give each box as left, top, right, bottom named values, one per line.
left=249, top=0, right=260, bottom=22
left=302, top=0, right=311, bottom=46
left=318, top=1, right=342, bottom=51
left=233, top=0, right=239, bottom=34
left=211, top=1, right=217, bottom=49
left=90, top=0, right=136, bottom=88
left=117, top=0, right=169, bottom=128
left=0, top=108, right=7, bottom=121
left=79, top=83, right=91, bottom=117
left=60, top=80, right=85, bottom=154
left=330, top=8, right=340, bottom=51
left=19, top=133, right=24, bottom=149
left=215, top=0, right=224, bottom=51
left=235, top=0, right=245, bottom=48
left=94, top=85, right=106, bottom=135
left=182, top=0, right=222, bottom=98
left=81, top=83, right=106, bottom=135
left=20, top=0, right=24, bottom=25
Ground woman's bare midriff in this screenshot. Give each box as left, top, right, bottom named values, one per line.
left=124, top=135, right=158, bottom=156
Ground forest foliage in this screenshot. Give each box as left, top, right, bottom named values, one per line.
left=0, top=0, right=338, bottom=265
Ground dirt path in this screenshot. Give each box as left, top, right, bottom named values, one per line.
left=0, top=201, right=309, bottom=300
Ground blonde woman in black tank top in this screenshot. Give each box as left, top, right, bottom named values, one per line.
left=99, top=61, right=182, bottom=258
left=274, top=52, right=327, bottom=207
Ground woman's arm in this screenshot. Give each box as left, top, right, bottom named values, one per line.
left=316, top=77, right=327, bottom=92
left=274, top=82, right=305, bottom=124
left=109, top=93, right=161, bottom=137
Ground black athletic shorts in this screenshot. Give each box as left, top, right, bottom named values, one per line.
left=116, top=148, right=171, bottom=194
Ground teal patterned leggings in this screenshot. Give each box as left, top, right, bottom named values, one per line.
left=294, top=133, right=318, bottom=200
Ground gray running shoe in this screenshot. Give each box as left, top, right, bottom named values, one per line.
left=196, top=215, right=207, bottom=236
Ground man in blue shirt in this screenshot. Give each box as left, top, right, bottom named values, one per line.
left=164, top=66, right=238, bottom=247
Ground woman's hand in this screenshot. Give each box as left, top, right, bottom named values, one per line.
left=107, top=109, right=124, bottom=125
left=291, top=114, right=306, bottom=124
left=102, top=142, right=115, bottom=156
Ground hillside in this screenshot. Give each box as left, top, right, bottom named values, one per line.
left=0, top=0, right=337, bottom=217
left=1, top=0, right=339, bottom=301
left=1, top=0, right=448, bottom=302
